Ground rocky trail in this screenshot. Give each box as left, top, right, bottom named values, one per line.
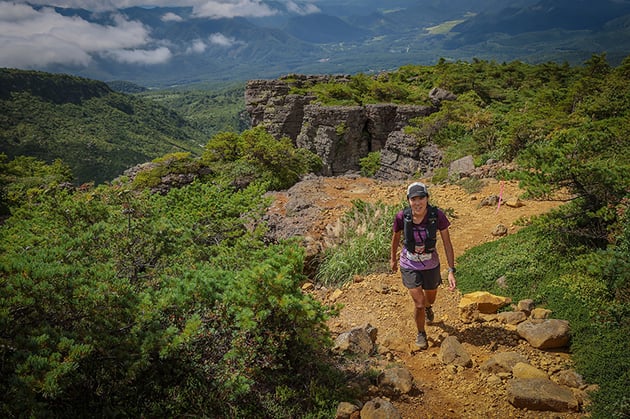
left=267, top=175, right=591, bottom=418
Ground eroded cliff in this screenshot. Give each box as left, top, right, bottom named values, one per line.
left=245, top=74, right=455, bottom=180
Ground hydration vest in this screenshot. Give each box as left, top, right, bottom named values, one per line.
left=403, top=205, right=438, bottom=254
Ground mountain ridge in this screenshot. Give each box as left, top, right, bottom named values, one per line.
left=2, top=1, right=629, bottom=88
left=0, top=69, right=204, bottom=184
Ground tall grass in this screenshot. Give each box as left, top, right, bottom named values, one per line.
left=315, top=200, right=400, bottom=286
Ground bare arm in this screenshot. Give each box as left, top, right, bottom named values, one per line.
left=390, top=230, right=401, bottom=273
left=439, top=227, right=457, bottom=291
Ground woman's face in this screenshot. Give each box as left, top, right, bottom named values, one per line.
left=409, top=195, right=428, bottom=213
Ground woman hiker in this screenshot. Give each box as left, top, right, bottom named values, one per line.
left=390, top=182, right=457, bottom=349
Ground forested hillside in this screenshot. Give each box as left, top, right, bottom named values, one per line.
left=1, top=55, right=628, bottom=418
left=0, top=69, right=206, bottom=184
left=138, top=82, right=248, bottom=138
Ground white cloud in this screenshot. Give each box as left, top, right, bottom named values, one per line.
left=0, top=3, right=160, bottom=67
left=103, top=46, right=172, bottom=64
left=8, top=0, right=320, bottom=17
left=208, top=32, right=239, bottom=47
left=0, top=1, right=319, bottom=68
left=285, top=1, right=320, bottom=15
left=161, top=12, right=184, bottom=22
left=192, top=0, right=276, bottom=19
left=186, top=39, right=207, bottom=54
left=0, top=34, right=93, bottom=68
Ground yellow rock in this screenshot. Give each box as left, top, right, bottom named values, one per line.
left=513, top=362, right=548, bottom=379
left=459, top=291, right=512, bottom=314
left=505, top=197, right=524, bottom=208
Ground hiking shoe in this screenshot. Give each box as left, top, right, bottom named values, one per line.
left=415, top=331, right=428, bottom=349
left=425, top=306, right=434, bottom=323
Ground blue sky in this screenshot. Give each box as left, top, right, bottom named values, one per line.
left=0, top=1, right=320, bottom=68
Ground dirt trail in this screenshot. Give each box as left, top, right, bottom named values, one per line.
left=271, top=176, right=587, bottom=418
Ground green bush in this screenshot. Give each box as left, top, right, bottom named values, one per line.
left=0, top=155, right=73, bottom=215
left=359, top=152, right=381, bottom=177
left=0, top=180, right=342, bottom=417
left=430, top=167, right=449, bottom=184
left=202, top=128, right=322, bottom=191
left=457, top=177, right=484, bottom=194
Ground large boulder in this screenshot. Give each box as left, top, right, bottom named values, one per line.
left=449, top=155, right=475, bottom=178
left=516, top=319, right=571, bottom=349
left=507, top=378, right=580, bottom=412
left=360, top=397, right=402, bottom=419
left=333, top=324, right=378, bottom=355
left=439, top=336, right=473, bottom=368
left=481, top=351, right=529, bottom=374
left=377, top=366, right=415, bottom=396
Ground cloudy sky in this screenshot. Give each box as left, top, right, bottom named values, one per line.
left=0, top=0, right=320, bottom=69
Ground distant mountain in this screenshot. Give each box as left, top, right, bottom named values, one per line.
left=449, top=0, right=630, bottom=45
left=3, top=1, right=630, bottom=87
left=285, top=14, right=371, bottom=43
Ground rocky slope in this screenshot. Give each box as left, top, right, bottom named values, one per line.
left=266, top=174, right=593, bottom=418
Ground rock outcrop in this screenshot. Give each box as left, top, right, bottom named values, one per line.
left=245, top=74, right=451, bottom=180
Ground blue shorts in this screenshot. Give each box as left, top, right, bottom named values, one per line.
left=401, top=266, right=442, bottom=290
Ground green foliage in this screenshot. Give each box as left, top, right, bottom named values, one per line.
left=457, top=216, right=630, bottom=418
left=202, top=127, right=322, bottom=190
left=203, top=131, right=241, bottom=162
left=295, top=72, right=427, bottom=106
left=315, top=200, right=398, bottom=286
left=130, top=152, right=202, bottom=190
left=457, top=177, right=484, bottom=194
left=139, top=83, right=247, bottom=138
left=0, top=68, right=112, bottom=104
left=0, top=155, right=73, bottom=215
left=456, top=224, right=560, bottom=300
left=430, top=167, right=449, bottom=184
left=604, top=203, right=630, bottom=299
left=304, top=82, right=359, bottom=106
left=335, top=122, right=347, bottom=137
left=0, top=69, right=205, bottom=185
left=0, top=179, right=341, bottom=417
left=515, top=119, right=630, bottom=246
left=359, top=151, right=381, bottom=177
left=106, top=80, right=148, bottom=94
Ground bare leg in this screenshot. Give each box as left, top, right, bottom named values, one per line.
left=408, top=287, right=427, bottom=332
left=425, top=288, right=438, bottom=306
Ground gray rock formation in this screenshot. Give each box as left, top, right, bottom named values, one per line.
left=245, top=75, right=349, bottom=141
left=245, top=75, right=448, bottom=180
left=449, top=155, right=475, bottom=178
left=296, top=105, right=369, bottom=176
left=375, top=131, right=443, bottom=180
left=333, top=324, right=378, bottom=355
